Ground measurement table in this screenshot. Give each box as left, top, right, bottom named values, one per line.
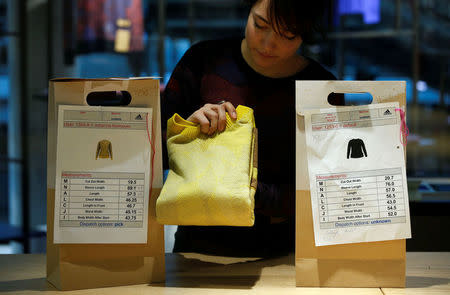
left=59, top=171, right=145, bottom=228
left=316, top=168, right=406, bottom=229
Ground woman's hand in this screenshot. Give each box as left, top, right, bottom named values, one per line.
left=187, top=101, right=237, bottom=135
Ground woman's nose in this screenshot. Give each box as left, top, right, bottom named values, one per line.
left=261, top=30, right=277, bottom=50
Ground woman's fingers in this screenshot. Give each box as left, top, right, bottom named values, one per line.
left=223, top=102, right=237, bottom=120
left=187, top=102, right=237, bottom=134
left=191, top=111, right=211, bottom=134
left=214, top=104, right=227, bottom=132
left=204, top=108, right=218, bottom=135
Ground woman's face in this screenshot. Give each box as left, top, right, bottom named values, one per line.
left=244, top=0, right=303, bottom=70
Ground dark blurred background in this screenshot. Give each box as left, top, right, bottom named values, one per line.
left=0, top=0, right=448, bottom=254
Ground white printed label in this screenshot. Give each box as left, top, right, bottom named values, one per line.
left=305, top=102, right=411, bottom=246
left=54, top=105, right=152, bottom=244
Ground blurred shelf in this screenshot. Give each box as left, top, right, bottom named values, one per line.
left=167, top=19, right=246, bottom=29
left=0, top=223, right=46, bottom=243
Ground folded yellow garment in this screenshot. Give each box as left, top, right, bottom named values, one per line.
left=156, top=105, right=257, bottom=226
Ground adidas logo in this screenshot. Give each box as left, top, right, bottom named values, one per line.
left=384, top=109, right=392, bottom=116
left=135, top=114, right=143, bottom=120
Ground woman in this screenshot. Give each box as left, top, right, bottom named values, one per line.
left=161, top=0, right=343, bottom=256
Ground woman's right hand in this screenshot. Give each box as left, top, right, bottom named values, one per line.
left=187, top=101, right=237, bottom=135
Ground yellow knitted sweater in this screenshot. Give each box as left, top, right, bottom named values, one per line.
left=156, top=105, right=257, bottom=226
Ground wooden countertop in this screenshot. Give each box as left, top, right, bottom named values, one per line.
left=0, top=252, right=448, bottom=294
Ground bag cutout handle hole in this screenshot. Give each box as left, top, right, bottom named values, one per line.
left=86, top=91, right=131, bottom=106
left=328, top=92, right=373, bottom=106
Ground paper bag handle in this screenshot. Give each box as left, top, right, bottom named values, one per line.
left=86, top=90, right=132, bottom=106
left=83, top=80, right=131, bottom=106
left=296, top=81, right=406, bottom=115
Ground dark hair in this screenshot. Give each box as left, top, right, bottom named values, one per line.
left=243, top=0, right=327, bottom=43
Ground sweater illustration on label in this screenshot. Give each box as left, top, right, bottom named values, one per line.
left=96, top=139, right=113, bottom=160
left=347, top=138, right=367, bottom=159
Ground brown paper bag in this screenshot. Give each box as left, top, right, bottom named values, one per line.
left=46, top=78, right=165, bottom=290
left=295, top=81, right=406, bottom=287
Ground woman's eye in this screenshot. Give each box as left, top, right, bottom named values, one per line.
left=254, top=21, right=264, bottom=29
left=283, top=35, right=296, bottom=41
left=279, top=32, right=297, bottom=40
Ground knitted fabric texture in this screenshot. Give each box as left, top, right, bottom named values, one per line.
left=156, top=105, right=257, bottom=226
